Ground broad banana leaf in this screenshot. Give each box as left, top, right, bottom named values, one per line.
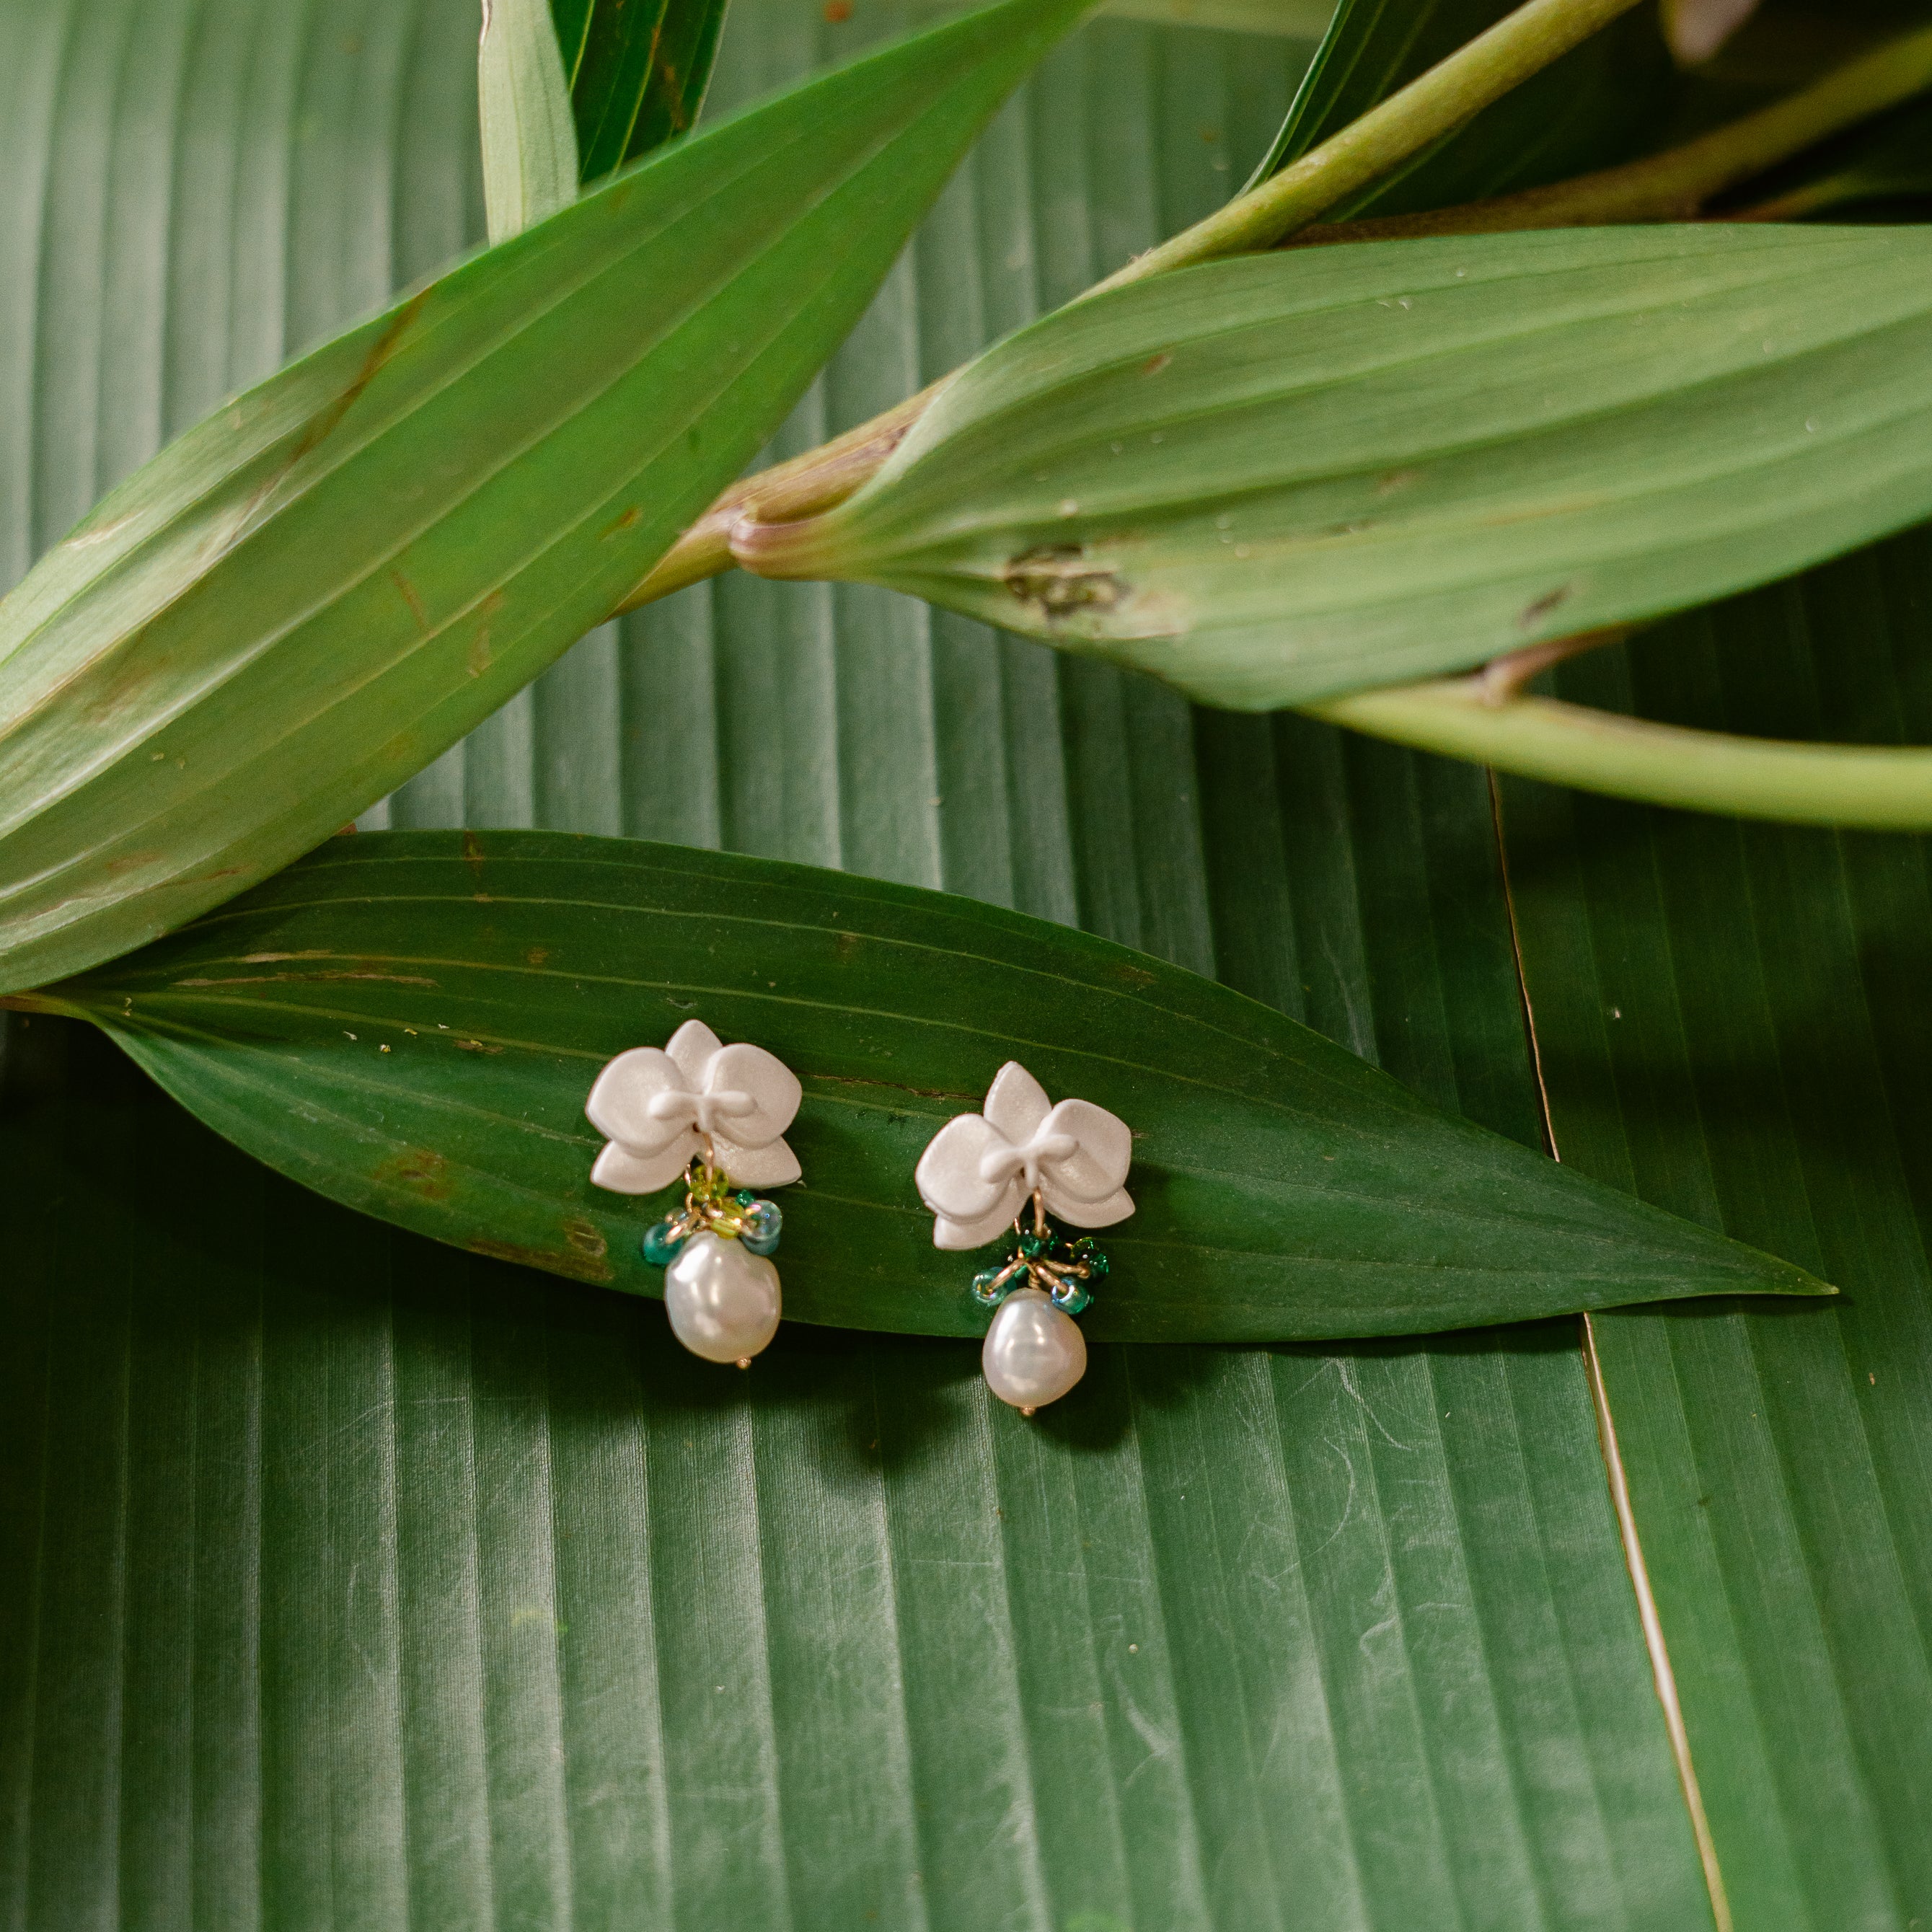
left=0, top=1, right=1724, bottom=1926
left=1500, top=547, right=1932, bottom=1930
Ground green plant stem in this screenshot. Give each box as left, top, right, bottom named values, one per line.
left=617, top=0, right=1643, bottom=609
left=1291, top=22, right=1932, bottom=245
left=1310, top=676, right=1932, bottom=829
left=1092, top=0, right=1644, bottom=288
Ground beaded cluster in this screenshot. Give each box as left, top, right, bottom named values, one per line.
left=640, top=1156, right=784, bottom=1267
left=970, top=1195, right=1108, bottom=1317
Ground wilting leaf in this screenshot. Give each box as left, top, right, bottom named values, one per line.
left=736, top=223, right=1932, bottom=710
left=20, top=829, right=1829, bottom=1341
left=0, top=0, right=1090, bottom=997
left=480, top=0, right=581, bottom=241
left=550, top=0, right=731, bottom=182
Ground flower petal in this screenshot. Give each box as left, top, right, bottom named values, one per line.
left=1036, top=1098, right=1132, bottom=1203
left=1042, top=1181, right=1134, bottom=1230
left=713, top=1134, right=802, bottom=1189
left=585, top=1047, right=689, bottom=1155
left=706, top=1041, right=803, bottom=1147
left=915, top=1114, right=1015, bottom=1222
left=664, top=1018, right=725, bottom=1088
left=982, top=1061, right=1051, bottom=1143
left=934, top=1198, right=1020, bottom=1250
left=590, top=1135, right=694, bottom=1196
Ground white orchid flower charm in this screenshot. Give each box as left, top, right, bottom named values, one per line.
left=914, top=1061, right=1134, bottom=1251
left=586, top=1018, right=802, bottom=1196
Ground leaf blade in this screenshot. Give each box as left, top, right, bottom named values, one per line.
left=480, top=0, right=581, bottom=241
left=565, top=0, right=730, bottom=182
left=38, top=828, right=1830, bottom=1341
left=746, top=221, right=1932, bottom=710
left=0, top=0, right=1090, bottom=995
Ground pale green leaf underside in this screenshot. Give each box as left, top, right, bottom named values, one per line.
left=479, top=0, right=581, bottom=241
left=762, top=224, right=1932, bottom=710
left=0, top=0, right=1086, bottom=996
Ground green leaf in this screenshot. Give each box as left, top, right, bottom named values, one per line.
left=1497, top=538, right=1932, bottom=1928
left=0, top=0, right=1089, bottom=997
left=480, top=0, right=581, bottom=241
left=1245, top=0, right=1672, bottom=209
left=737, top=223, right=1932, bottom=710
left=26, top=829, right=1825, bottom=1339
left=550, top=0, right=730, bottom=183
left=0, top=3, right=1721, bottom=1923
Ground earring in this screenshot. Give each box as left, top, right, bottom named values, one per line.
left=585, top=1019, right=802, bottom=1367
left=914, top=1061, right=1134, bottom=1413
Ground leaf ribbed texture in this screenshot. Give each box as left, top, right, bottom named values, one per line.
left=0, top=2, right=1715, bottom=1926
left=750, top=223, right=1932, bottom=710
left=551, top=0, right=730, bottom=181
left=1499, top=542, right=1932, bottom=1931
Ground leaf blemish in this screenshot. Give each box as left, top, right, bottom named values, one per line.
left=1519, top=584, right=1574, bottom=630
left=1004, top=544, right=1127, bottom=622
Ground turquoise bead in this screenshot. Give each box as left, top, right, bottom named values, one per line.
left=740, top=1198, right=782, bottom=1258
left=1049, top=1278, right=1092, bottom=1316
left=971, top=1267, right=1010, bottom=1306
left=642, top=1220, right=687, bottom=1267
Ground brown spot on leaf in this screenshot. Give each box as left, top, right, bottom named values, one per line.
left=1004, top=544, right=1127, bottom=622
left=389, top=568, right=430, bottom=635
left=1375, top=469, right=1420, bottom=496
left=469, top=1236, right=615, bottom=1285
left=376, top=1148, right=452, bottom=1201
left=824, top=0, right=852, bottom=19
left=1519, top=585, right=1575, bottom=630
left=468, top=590, right=506, bottom=678
left=454, top=1038, right=503, bottom=1054
left=1141, top=352, right=1172, bottom=376
left=601, top=506, right=643, bottom=540
left=563, top=1219, right=608, bottom=1259
left=525, top=946, right=550, bottom=966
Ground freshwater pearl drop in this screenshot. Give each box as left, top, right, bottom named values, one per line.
left=982, top=1287, right=1087, bottom=1411
left=663, top=1232, right=781, bottom=1364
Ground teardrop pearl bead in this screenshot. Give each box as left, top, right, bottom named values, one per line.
left=663, top=1232, right=781, bottom=1364
left=982, top=1287, right=1087, bottom=1411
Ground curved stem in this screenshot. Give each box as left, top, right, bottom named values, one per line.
left=616, top=0, right=1645, bottom=612
left=614, top=389, right=934, bottom=612
left=1093, top=0, right=1644, bottom=288
left=1289, top=22, right=1932, bottom=246
left=1310, top=676, right=1932, bottom=829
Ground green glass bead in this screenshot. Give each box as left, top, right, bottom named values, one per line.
left=1068, top=1238, right=1109, bottom=1277
left=971, top=1267, right=1010, bottom=1306
left=1018, top=1230, right=1046, bottom=1258
left=642, top=1220, right=687, bottom=1267
left=1049, top=1278, right=1091, bottom=1316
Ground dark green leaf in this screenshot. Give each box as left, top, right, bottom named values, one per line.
left=29, top=829, right=1825, bottom=1339
left=1499, top=532, right=1932, bottom=1928
left=0, top=0, right=1088, bottom=996
left=742, top=224, right=1932, bottom=710
left=1245, top=0, right=1672, bottom=211
left=552, top=0, right=729, bottom=182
